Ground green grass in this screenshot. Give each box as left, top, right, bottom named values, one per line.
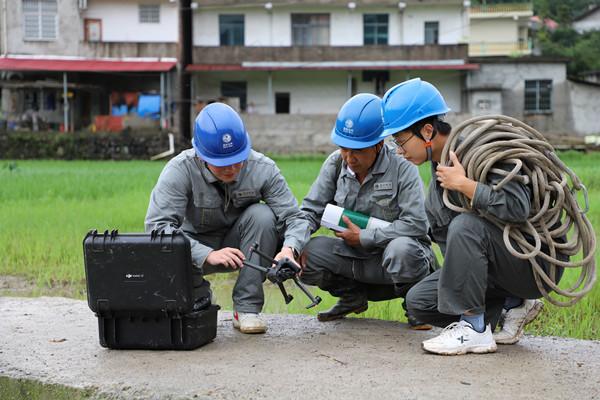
left=0, top=152, right=598, bottom=339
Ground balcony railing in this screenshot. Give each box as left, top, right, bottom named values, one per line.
left=192, top=44, right=469, bottom=64
left=80, top=42, right=178, bottom=59
left=470, top=2, right=533, bottom=15
left=468, top=41, right=532, bottom=57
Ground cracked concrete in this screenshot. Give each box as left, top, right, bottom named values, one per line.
left=1, top=296, right=599, bottom=399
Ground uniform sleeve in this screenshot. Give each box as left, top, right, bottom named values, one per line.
left=144, top=161, right=214, bottom=267
left=300, top=152, right=340, bottom=234
left=261, top=164, right=311, bottom=252
left=359, top=162, right=429, bottom=249
left=470, top=166, right=531, bottom=223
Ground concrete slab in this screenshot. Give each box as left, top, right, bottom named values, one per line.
left=1, top=296, right=599, bottom=400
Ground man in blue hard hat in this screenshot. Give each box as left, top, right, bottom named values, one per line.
left=299, top=93, right=435, bottom=326
left=145, top=103, right=310, bottom=334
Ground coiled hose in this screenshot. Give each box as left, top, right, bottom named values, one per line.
left=441, top=115, right=596, bottom=307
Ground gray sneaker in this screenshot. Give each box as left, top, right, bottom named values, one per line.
left=494, top=299, right=544, bottom=345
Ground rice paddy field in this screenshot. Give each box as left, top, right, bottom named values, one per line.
left=0, top=152, right=598, bottom=339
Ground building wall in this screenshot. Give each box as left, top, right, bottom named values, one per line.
left=83, top=0, right=178, bottom=43
left=401, top=5, right=467, bottom=45
left=568, top=81, right=600, bottom=135
left=4, top=0, right=81, bottom=55
left=470, top=18, right=518, bottom=43
left=3, top=0, right=177, bottom=56
left=467, top=62, right=571, bottom=134
left=573, top=9, right=600, bottom=33
left=193, top=69, right=463, bottom=115
left=193, top=4, right=466, bottom=47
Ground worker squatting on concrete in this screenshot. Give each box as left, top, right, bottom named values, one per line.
left=299, top=93, right=437, bottom=328
left=145, top=103, right=309, bottom=334
left=379, top=78, right=567, bottom=355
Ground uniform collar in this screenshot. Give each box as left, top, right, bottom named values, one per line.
left=194, top=157, right=222, bottom=184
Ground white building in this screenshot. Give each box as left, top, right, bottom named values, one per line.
left=0, top=0, right=598, bottom=144
left=190, top=0, right=472, bottom=116
left=468, top=1, right=533, bottom=56
left=573, top=5, right=600, bottom=33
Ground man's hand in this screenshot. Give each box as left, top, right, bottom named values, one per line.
left=205, top=247, right=245, bottom=269
left=274, top=246, right=302, bottom=273
left=274, top=246, right=296, bottom=263
left=435, top=151, right=477, bottom=199
left=335, top=216, right=361, bottom=247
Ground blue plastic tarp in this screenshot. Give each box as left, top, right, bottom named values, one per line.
left=137, top=94, right=161, bottom=119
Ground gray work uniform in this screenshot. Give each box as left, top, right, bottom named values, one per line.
left=300, top=145, right=435, bottom=300
left=405, top=162, right=566, bottom=328
left=145, top=148, right=310, bottom=313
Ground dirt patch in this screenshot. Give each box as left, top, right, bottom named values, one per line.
left=0, top=275, right=85, bottom=299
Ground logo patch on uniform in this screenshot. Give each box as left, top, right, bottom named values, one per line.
left=374, top=182, right=393, bottom=191
left=343, top=119, right=354, bottom=134
left=222, top=133, right=234, bottom=149
left=234, top=189, right=258, bottom=199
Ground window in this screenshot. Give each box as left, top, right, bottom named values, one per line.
left=219, top=15, right=244, bottom=46
left=139, top=4, right=160, bottom=24
left=525, top=80, right=552, bottom=113
left=364, top=14, right=388, bottom=45
left=424, top=21, right=439, bottom=45
left=22, top=0, right=57, bottom=41
left=221, top=81, right=247, bottom=111
left=275, top=93, right=290, bottom=114
left=292, top=14, right=330, bottom=46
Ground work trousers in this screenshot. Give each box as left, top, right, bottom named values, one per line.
left=300, top=235, right=434, bottom=301
left=187, top=203, right=278, bottom=314
left=405, top=213, right=564, bottom=329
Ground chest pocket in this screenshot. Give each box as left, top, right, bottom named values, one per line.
left=333, top=189, right=348, bottom=208
left=369, top=189, right=398, bottom=222
left=191, top=188, right=223, bottom=228
left=231, top=189, right=261, bottom=209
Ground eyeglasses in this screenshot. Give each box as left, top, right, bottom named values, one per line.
left=393, top=134, right=414, bottom=152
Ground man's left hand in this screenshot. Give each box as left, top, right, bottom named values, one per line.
left=335, top=216, right=361, bottom=247
left=435, top=151, right=477, bottom=199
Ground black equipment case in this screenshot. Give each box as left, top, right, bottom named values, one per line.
left=83, top=230, right=218, bottom=350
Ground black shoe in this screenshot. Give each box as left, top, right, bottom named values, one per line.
left=406, top=313, right=432, bottom=330
left=317, top=297, right=368, bottom=322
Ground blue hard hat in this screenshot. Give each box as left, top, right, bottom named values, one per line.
left=192, top=103, right=252, bottom=167
left=380, top=78, right=450, bottom=138
left=331, top=93, right=384, bottom=149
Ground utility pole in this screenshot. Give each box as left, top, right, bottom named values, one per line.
left=178, top=0, right=193, bottom=140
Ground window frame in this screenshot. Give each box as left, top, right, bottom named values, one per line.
left=424, top=21, right=439, bottom=45
left=22, top=0, right=58, bottom=42
left=219, top=14, right=245, bottom=46
left=291, top=13, right=330, bottom=46
left=363, top=14, right=389, bottom=45
left=139, top=4, right=160, bottom=24
left=524, top=79, right=553, bottom=114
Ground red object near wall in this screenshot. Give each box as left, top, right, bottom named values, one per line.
left=95, top=115, right=124, bottom=132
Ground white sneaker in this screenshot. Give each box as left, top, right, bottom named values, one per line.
left=422, top=320, right=497, bottom=355
left=233, top=311, right=267, bottom=334
left=494, top=299, right=543, bottom=345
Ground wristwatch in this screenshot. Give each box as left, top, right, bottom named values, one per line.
left=290, top=246, right=299, bottom=259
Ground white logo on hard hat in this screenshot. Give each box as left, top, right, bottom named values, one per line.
left=222, top=133, right=234, bottom=149
left=343, top=119, right=354, bottom=134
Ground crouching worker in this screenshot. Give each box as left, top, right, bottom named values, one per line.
left=380, top=78, right=565, bottom=355
left=145, top=103, right=309, bottom=334
left=299, top=93, right=436, bottom=328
